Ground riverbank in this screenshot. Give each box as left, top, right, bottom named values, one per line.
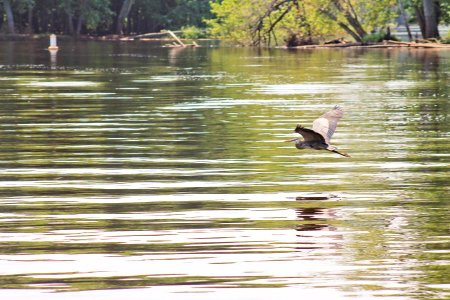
left=288, top=40, right=450, bottom=49
left=1, top=33, right=449, bottom=49
left=0, top=33, right=214, bottom=45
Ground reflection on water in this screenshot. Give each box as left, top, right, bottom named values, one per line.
left=0, top=41, right=449, bottom=299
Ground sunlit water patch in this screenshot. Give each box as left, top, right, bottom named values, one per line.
left=251, top=83, right=345, bottom=94
left=19, top=81, right=100, bottom=87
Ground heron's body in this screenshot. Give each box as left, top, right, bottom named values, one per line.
left=287, top=106, right=350, bottom=157
left=295, top=141, right=328, bottom=150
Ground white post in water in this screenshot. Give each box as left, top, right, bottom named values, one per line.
left=48, top=34, right=59, bottom=51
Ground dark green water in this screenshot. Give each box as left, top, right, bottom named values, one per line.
left=0, top=40, right=449, bottom=299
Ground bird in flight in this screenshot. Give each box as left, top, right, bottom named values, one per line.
left=285, top=106, right=350, bottom=157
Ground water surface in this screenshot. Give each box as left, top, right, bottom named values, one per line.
left=0, top=40, right=449, bottom=299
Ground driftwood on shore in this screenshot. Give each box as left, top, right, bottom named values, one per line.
left=291, top=40, right=450, bottom=49
left=133, top=30, right=199, bottom=47
left=133, top=31, right=182, bottom=39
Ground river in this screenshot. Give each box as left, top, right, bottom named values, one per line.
left=0, top=40, right=449, bottom=299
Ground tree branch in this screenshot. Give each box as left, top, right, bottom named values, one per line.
left=319, top=8, right=362, bottom=42
left=251, top=0, right=297, bottom=46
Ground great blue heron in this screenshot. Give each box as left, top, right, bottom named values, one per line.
left=285, top=106, right=350, bottom=157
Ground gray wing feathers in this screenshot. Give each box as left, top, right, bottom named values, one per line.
left=312, top=106, right=343, bottom=143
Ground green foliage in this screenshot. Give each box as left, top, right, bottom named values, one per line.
left=362, top=31, right=400, bottom=43
left=314, top=0, right=398, bottom=41
left=13, top=0, right=35, bottom=13
left=442, top=30, right=450, bottom=44
left=358, top=0, right=398, bottom=31
left=207, top=0, right=337, bottom=46
left=0, top=0, right=212, bottom=35
left=206, top=0, right=259, bottom=45
left=166, top=0, right=213, bottom=29
left=180, top=25, right=208, bottom=38
left=362, top=32, right=386, bottom=43
left=441, top=0, right=450, bottom=23
left=82, top=0, right=114, bottom=31
left=207, top=0, right=400, bottom=45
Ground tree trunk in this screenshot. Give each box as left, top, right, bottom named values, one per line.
left=345, top=12, right=367, bottom=39
left=327, top=0, right=367, bottom=41
left=423, top=0, right=439, bottom=38
left=414, top=5, right=426, bottom=38
left=342, top=0, right=367, bottom=38
left=76, top=15, right=84, bottom=36
left=319, top=8, right=362, bottom=42
left=397, top=0, right=412, bottom=41
left=26, top=4, right=34, bottom=34
left=67, top=13, right=74, bottom=35
left=116, top=0, right=135, bottom=34
left=62, top=2, right=75, bottom=35
left=3, top=0, right=15, bottom=34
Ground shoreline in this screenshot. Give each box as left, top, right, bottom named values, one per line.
left=1, top=34, right=449, bottom=49
left=287, top=40, right=450, bottom=49
left=0, top=33, right=213, bottom=42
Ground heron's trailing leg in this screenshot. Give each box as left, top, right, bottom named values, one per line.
left=329, top=149, right=351, bottom=157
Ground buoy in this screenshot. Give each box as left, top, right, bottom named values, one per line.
left=48, top=34, right=59, bottom=51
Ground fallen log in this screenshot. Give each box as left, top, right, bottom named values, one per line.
left=134, top=30, right=199, bottom=47
left=365, top=41, right=450, bottom=48
left=167, top=30, right=185, bottom=47
left=292, top=42, right=362, bottom=49
left=289, top=40, right=450, bottom=49
left=133, top=31, right=182, bottom=39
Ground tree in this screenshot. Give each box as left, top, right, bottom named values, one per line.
left=398, top=0, right=413, bottom=41
left=165, top=0, right=213, bottom=29
left=413, top=0, right=441, bottom=38
left=208, top=0, right=398, bottom=45
left=0, top=0, right=36, bottom=34
left=423, top=0, right=439, bottom=38
left=2, top=0, right=15, bottom=33
left=317, top=0, right=398, bottom=42
left=208, top=0, right=334, bottom=46
left=116, top=0, right=134, bottom=34
left=59, top=0, right=113, bottom=36
left=0, top=0, right=211, bottom=36
left=318, top=0, right=366, bottom=41
left=246, top=0, right=297, bottom=46
left=60, top=0, right=75, bottom=34
left=24, top=0, right=35, bottom=33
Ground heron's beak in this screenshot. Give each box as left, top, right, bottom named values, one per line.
left=284, top=138, right=297, bottom=142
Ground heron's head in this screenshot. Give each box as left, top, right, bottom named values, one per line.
left=284, top=137, right=307, bottom=149
left=284, top=137, right=302, bottom=144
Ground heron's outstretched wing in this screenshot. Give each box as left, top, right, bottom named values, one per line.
left=312, top=106, right=343, bottom=143
left=295, top=125, right=326, bottom=143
